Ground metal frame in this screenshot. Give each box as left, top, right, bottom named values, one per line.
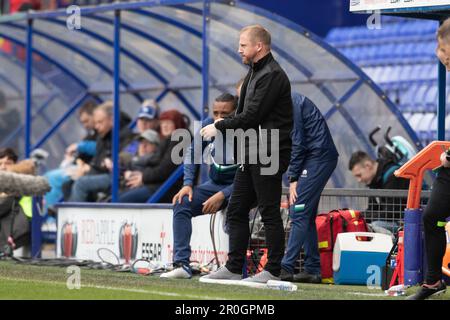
left=37, top=14, right=201, bottom=119
left=351, top=6, right=450, bottom=141
left=112, top=9, right=121, bottom=202
left=234, top=1, right=423, bottom=149
left=0, top=0, right=425, bottom=257
left=25, top=19, right=32, bottom=158
left=0, top=50, right=72, bottom=143
left=3, top=22, right=145, bottom=104
left=32, top=92, right=91, bottom=149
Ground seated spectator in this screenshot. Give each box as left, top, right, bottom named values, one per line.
left=121, top=129, right=160, bottom=191
left=123, top=99, right=160, bottom=156
left=69, top=101, right=133, bottom=202
left=349, top=150, right=409, bottom=234
left=44, top=101, right=97, bottom=212
left=118, top=109, right=189, bottom=203
left=0, top=148, right=34, bottom=254
left=160, top=93, right=238, bottom=279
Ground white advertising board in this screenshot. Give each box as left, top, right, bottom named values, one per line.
left=56, top=206, right=229, bottom=266
left=350, top=0, right=450, bottom=12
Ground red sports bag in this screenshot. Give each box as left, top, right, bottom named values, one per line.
left=316, top=209, right=368, bottom=283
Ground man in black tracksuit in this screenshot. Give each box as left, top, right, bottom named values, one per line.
left=200, top=25, right=293, bottom=283
left=407, top=151, right=449, bottom=299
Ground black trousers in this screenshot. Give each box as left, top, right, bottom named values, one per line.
left=423, top=168, right=450, bottom=284
left=225, top=162, right=288, bottom=276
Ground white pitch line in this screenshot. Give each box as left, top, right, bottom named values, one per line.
left=0, top=276, right=228, bottom=300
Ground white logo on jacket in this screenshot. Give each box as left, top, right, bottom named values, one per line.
left=301, top=170, right=308, bottom=178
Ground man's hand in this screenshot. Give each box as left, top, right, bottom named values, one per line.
left=440, top=151, right=450, bottom=168
left=103, top=158, right=113, bottom=172
left=124, top=170, right=132, bottom=181
left=126, top=171, right=143, bottom=189
left=289, top=181, right=298, bottom=206
left=172, top=185, right=193, bottom=205
left=202, top=191, right=225, bottom=214
left=200, top=123, right=218, bottom=140
left=65, top=143, right=78, bottom=156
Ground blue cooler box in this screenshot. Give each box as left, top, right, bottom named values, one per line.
left=333, top=232, right=393, bottom=285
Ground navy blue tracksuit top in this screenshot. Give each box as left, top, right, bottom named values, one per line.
left=287, top=93, right=339, bottom=181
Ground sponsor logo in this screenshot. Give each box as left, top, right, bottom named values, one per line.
left=141, top=224, right=166, bottom=261
left=61, top=222, right=78, bottom=258
left=118, top=222, right=138, bottom=264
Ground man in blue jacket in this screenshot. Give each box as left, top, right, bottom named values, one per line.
left=160, top=93, right=238, bottom=279
left=280, top=93, right=339, bottom=283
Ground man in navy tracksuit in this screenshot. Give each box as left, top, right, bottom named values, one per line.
left=160, top=93, right=238, bottom=279
left=280, top=93, right=339, bottom=283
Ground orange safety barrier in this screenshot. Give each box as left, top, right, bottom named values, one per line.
left=394, top=141, right=450, bottom=209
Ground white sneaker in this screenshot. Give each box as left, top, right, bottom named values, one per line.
left=242, top=270, right=279, bottom=284
left=160, top=266, right=192, bottom=279
left=200, top=266, right=242, bottom=280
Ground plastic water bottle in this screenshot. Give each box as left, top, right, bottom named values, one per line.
left=266, top=280, right=298, bottom=292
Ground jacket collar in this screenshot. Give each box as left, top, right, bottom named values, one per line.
left=251, top=52, right=273, bottom=72
left=368, top=159, right=392, bottom=188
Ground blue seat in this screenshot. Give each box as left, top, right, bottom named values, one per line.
left=422, top=20, right=439, bottom=35
left=412, top=84, right=430, bottom=112
left=400, top=83, right=420, bottom=112
left=352, top=26, right=368, bottom=40
left=424, top=84, right=438, bottom=112
left=411, top=42, right=426, bottom=58
left=325, top=21, right=440, bottom=127
left=399, top=64, right=414, bottom=82
left=326, top=28, right=344, bottom=42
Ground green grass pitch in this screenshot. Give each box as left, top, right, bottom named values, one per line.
left=0, top=261, right=448, bottom=300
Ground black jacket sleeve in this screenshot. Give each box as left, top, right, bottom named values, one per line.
left=215, top=71, right=285, bottom=131
left=142, top=140, right=179, bottom=185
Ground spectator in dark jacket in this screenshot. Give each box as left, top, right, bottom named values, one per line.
left=123, top=129, right=160, bottom=172
left=349, top=150, right=409, bottom=233
left=160, top=93, right=238, bottom=279
left=119, top=109, right=189, bottom=203
left=69, top=101, right=133, bottom=202
left=120, top=129, right=160, bottom=192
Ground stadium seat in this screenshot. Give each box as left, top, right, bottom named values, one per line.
left=399, top=64, right=414, bottom=82
left=326, top=17, right=439, bottom=130
left=424, top=85, right=438, bottom=112
left=416, top=113, right=436, bottom=145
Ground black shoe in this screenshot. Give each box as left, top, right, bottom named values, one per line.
left=279, top=268, right=294, bottom=281
left=293, top=271, right=322, bottom=284
left=407, top=281, right=446, bottom=300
